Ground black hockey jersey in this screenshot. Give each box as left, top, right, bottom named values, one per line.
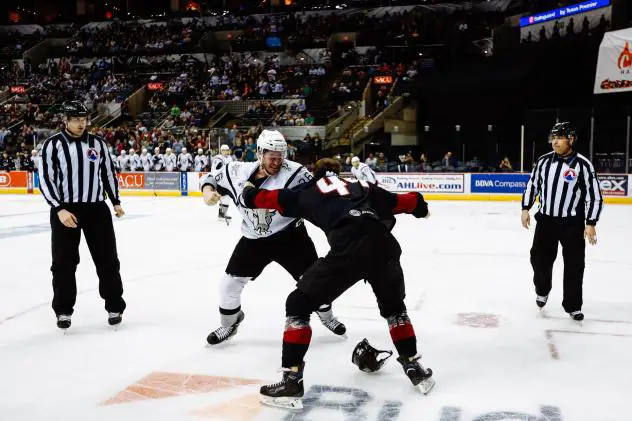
left=242, top=175, right=428, bottom=233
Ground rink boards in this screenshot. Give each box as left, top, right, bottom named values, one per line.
left=1, top=170, right=631, bottom=203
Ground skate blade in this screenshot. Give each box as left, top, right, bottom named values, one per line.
left=259, top=394, right=303, bottom=410
left=416, top=377, right=435, bottom=395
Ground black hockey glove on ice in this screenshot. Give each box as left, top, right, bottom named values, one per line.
left=412, top=193, right=429, bottom=218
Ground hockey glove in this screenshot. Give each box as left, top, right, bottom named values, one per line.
left=412, top=193, right=429, bottom=219
left=203, top=186, right=221, bottom=206
left=241, top=182, right=257, bottom=208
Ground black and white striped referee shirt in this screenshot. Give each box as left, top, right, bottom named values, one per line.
left=39, top=131, right=120, bottom=212
left=522, top=151, right=603, bottom=225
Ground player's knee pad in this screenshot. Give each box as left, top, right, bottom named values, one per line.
left=219, top=274, right=250, bottom=310
left=285, top=289, right=315, bottom=319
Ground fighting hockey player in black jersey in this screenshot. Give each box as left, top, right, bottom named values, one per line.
left=241, top=158, right=435, bottom=409
left=200, top=130, right=346, bottom=345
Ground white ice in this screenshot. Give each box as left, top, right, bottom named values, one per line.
left=0, top=195, right=631, bottom=421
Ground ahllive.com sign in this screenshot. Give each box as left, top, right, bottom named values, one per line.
left=376, top=174, right=464, bottom=193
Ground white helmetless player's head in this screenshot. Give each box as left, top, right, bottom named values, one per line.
left=220, top=144, right=230, bottom=156
left=129, top=148, right=134, bottom=155
left=198, top=148, right=203, bottom=155
left=166, top=148, right=172, bottom=155
left=142, top=148, right=147, bottom=155
left=154, top=147, right=160, bottom=154
left=182, top=147, right=187, bottom=154
left=121, top=150, right=127, bottom=156
left=351, top=156, right=360, bottom=169
left=257, top=129, right=287, bottom=176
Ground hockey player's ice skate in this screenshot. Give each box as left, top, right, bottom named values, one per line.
left=397, top=355, right=435, bottom=395
left=218, top=205, right=231, bottom=226
left=206, top=311, right=245, bottom=345
left=316, top=308, right=347, bottom=337
left=259, top=363, right=304, bottom=410
left=108, top=312, right=123, bottom=327
left=536, top=294, right=548, bottom=309
left=56, top=314, right=71, bottom=331
left=569, top=311, right=584, bottom=322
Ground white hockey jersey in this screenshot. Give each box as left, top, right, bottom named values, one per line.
left=152, top=153, right=164, bottom=171
left=195, top=154, right=208, bottom=171
left=178, top=153, right=193, bottom=171
left=200, top=160, right=312, bottom=239
left=351, top=162, right=377, bottom=184
left=129, top=153, right=141, bottom=171
left=211, top=154, right=234, bottom=171
left=164, top=153, right=177, bottom=171
left=140, top=153, right=153, bottom=171
left=117, top=155, right=130, bottom=172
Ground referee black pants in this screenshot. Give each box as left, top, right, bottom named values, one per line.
left=50, top=202, right=126, bottom=316
left=530, top=213, right=585, bottom=313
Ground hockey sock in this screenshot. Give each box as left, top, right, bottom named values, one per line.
left=219, top=306, right=242, bottom=327
left=387, top=312, right=417, bottom=358
left=282, top=316, right=312, bottom=368
left=316, top=304, right=333, bottom=321
left=219, top=204, right=228, bottom=217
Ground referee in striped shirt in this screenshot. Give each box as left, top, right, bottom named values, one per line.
left=39, top=101, right=126, bottom=330
left=521, top=122, right=603, bottom=321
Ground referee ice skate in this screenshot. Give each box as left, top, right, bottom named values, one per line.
left=521, top=122, right=603, bottom=321
left=39, top=101, right=127, bottom=330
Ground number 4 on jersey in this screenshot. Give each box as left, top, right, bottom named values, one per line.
left=316, top=176, right=369, bottom=196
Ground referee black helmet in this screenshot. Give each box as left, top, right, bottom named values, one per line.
left=549, top=122, right=577, bottom=144
left=62, top=101, right=89, bottom=118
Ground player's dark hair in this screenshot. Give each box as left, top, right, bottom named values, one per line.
left=314, top=158, right=341, bottom=177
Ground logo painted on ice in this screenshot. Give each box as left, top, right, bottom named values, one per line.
left=86, top=148, right=99, bottom=162
left=563, top=169, right=577, bottom=183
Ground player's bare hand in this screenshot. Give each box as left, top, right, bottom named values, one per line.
left=58, top=209, right=78, bottom=228
left=113, top=205, right=125, bottom=218
left=521, top=210, right=530, bottom=229
left=203, top=186, right=221, bottom=206
left=585, top=225, right=597, bottom=245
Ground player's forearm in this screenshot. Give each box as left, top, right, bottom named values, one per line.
left=242, top=186, right=285, bottom=213
left=393, top=192, right=428, bottom=218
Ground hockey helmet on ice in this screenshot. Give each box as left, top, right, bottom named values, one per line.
left=256, top=129, right=287, bottom=158
left=351, top=338, right=393, bottom=373
left=549, top=122, right=577, bottom=144
left=62, top=101, right=89, bottom=118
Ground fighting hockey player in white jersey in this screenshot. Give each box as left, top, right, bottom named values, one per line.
left=164, top=148, right=177, bottom=171
left=129, top=148, right=141, bottom=171
left=212, top=144, right=235, bottom=223
left=117, top=150, right=129, bottom=172
left=200, top=129, right=347, bottom=345
left=178, top=147, right=193, bottom=172
left=351, top=156, right=377, bottom=184
left=194, top=148, right=208, bottom=172
left=140, top=148, right=152, bottom=172
left=152, top=147, right=164, bottom=171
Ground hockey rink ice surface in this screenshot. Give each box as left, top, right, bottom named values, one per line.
left=1, top=195, right=631, bottom=421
